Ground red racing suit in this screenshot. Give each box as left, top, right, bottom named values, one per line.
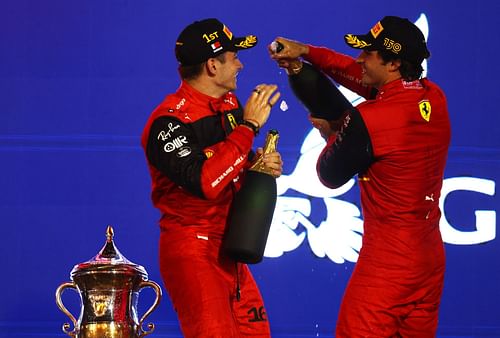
left=305, top=46, right=451, bottom=337
left=141, top=81, right=271, bottom=337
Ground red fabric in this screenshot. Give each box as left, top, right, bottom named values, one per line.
left=336, top=225, right=445, bottom=337
left=159, top=231, right=271, bottom=338
left=358, top=78, right=450, bottom=224
left=309, top=48, right=451, bottom=337
left=142, top=81, right=270, bottom=337
left=305, top=45, right=374, bottom=100
left=141, top=81, right=254, bottom=237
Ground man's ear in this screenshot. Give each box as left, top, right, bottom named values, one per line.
left=205, top=58, right=217, bottom=76
left=388, top=59, right=402, bottom=72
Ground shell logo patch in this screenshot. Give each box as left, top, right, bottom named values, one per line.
left=205, top=149, right=214, bottom=159
left=370, top=21, right=384, bottom=38
left=419, top=100, right=431, bottom=122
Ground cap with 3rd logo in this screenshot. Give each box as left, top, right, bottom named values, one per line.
left=175, top=18, right=258, bottom=66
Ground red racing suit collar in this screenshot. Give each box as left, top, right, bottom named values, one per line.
left=178, top=80, right=239, bottom=114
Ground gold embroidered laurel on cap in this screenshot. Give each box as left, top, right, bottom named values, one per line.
left=345, top=34, right=372, bottom=48
left=236, top=35, right=257, bottom=48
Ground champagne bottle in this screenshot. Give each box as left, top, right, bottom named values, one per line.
left=223, top=130, right=279, bottom=264
left=287, top=60, right=353, bottom=121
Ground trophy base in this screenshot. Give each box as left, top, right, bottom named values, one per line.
left=75, top=322, right=138, bottom=338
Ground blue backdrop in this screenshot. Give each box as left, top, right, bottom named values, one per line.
left=1, top=0, right=499, bottom=337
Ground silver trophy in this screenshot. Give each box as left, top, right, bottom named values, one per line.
left=55, top=226, right=162, bottom=337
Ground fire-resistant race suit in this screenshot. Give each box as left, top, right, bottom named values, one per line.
left=141, top=81, right=270, bottom=337
left=303, top=46, right=451, bottom=337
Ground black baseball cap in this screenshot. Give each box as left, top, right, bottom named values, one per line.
left=175, top=18, right=258, bottom=66
left=344, top=16, right=430, bottom=63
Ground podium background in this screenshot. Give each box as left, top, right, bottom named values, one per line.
left=1, top=0, right=499, bottom=337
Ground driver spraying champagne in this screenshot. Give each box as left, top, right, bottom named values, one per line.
left=269, top=15, right=451, bottom=337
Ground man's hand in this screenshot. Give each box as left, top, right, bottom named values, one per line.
left=309, top=116, right=336, bottom=141
left=268, top=37, right=309, bottom=69
left=243, top=84, right=280, bottom=129
left=256, top=147, right=283, bottom=178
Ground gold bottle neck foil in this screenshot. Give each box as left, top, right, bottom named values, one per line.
left=249, top=130, right=279, bottom=176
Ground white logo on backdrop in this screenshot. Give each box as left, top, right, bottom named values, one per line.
left=264, top=14, right=497, bottom=263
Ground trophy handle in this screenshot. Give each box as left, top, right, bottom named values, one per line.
left=137, top=280, right=162, bottom=337
left=55, top=282, right=78, bottom=337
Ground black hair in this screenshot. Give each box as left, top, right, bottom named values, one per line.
left=178, top=53, right=227, bottom=80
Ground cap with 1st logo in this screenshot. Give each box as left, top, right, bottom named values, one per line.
left=175, top=18, right=258, bottom=66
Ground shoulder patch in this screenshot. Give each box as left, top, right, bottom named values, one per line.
left=419, top=100, right=431, bottom=122
left=158, top=95, right=192, bottom=121
left=204, top=149, right=215, bottom=159
left=402, top=80, right=423, bottom=90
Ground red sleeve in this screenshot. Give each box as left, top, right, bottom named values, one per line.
left=143, top=105, right=255, bottom=201
left=200, top=125, right=254, bottom=199
left=304, top=45, right=374, bottom=99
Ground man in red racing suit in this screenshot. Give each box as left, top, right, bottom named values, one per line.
left=271, top=16, right=451, bottom=337
left=142, top=18, right=281, bottom=337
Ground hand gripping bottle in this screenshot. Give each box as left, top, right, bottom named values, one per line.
left=272, top=40, right=353, bottom=120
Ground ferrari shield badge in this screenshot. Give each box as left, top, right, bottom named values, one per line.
left=419, top=100, right=431, bottom=122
